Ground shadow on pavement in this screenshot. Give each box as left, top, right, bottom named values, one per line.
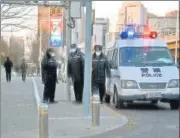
left=113, top=102, right=171, bottom=111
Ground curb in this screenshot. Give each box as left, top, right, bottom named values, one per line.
left=32, top=77, right=41, bottom=112
left=32, top=77, right=128, bottom=138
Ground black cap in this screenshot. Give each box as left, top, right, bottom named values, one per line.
left=94, top=45, right=102, bottom=51
left=46, top=48, right=55, bottom=57
left=70, top=44, right=77, bottom=49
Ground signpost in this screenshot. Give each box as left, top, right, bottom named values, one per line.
left=50, top=19, right=63, bottom=47
left=49, top=6, right=64, bottom=48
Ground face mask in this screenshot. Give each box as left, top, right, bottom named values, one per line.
left=50, top=52, right=55, bottom=57
left=70, top=48, right=76, bottom=53
left=96, top=51, right=101, bottom=56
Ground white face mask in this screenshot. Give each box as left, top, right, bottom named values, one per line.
left=96, top=51, right=101, bottom=56
left=70, top=48, right=76, bottom=53
left=50, top=52, right=55, bottom=57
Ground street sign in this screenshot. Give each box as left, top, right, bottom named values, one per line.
left=50, top=19, right=63, bottom=47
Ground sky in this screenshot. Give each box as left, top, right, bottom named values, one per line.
left=2, top=1, right=179, bottom=37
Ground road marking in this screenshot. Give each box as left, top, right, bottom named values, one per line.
left=165, top=125, right=179, bottom=129
left=103, top=104, right=127, bottom=118
left=49, top=116, right=119, bottom=120
left=32, top=77, right=41, bottom=112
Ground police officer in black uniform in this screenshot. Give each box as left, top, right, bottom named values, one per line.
left=4, top=57, right=13, bottom=82
left=42, top=48, right=58, bottom=103
left=68, top=44, right=84, bottom=103
left=92, top=45, right=111, bottom=104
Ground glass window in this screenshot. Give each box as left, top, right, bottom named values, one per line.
left=107, top=50, right=113, bottom=61
left=119, top=47, right=175, bottom=67
left=112, top=49, right=118, bottom=68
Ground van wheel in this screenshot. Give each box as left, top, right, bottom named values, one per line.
left=113, top=90, right=124, bottom=109
left=151, top=100, right=158, bottom=104
left=170, top=101, right=179, bottom=110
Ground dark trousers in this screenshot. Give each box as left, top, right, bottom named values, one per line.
left=92, top=82, right=105, bottom=103
left=5, top=71, right=11, bottom=82
left=73, top=80, right=83, bottom=102
left=22, top=72, right=26, bottom=81
left=43, top=75, right=56, bottom=102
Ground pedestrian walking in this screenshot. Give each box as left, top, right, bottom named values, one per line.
left=92, top=45, right=111, bottom=104
left=20, top=58, right=28, bottom=82
left=41, top=48, right=58, bottom=103
left=68, top=44, right=84, bottom=103
left=4, top=57, right=13, bottom=82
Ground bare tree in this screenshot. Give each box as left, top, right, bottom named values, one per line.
left=30, top=35, right=39, bottom=65
left=1, top=4, right=36, bottom=32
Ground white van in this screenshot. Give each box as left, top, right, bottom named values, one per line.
left=105, top=37, right=179, bottom=109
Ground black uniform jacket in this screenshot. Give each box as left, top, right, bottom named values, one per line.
left=68, top=49, right=84, bottom=82
left=92, top=53, right=111, bottom=84
left=41, top=54, right=57, bottom=84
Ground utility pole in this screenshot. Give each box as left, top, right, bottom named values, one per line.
left=65, top=2, right=71, bottom=102
left=175, top=11, right=179, bottom=64
left=83, top=0, right=92, bottom=116
left=0, top=1, right=2, bottom=138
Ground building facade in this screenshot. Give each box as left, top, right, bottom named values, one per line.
left=93, top=18, right=109, bottom=47
left=116, top=1, right=148, bottom=32
left=148, top=17, right=178, bottom=36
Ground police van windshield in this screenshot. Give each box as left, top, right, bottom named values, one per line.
left=119, top=47, right=175, bottom=66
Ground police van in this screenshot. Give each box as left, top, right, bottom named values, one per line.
left=105, top=28, right=179, bottom=109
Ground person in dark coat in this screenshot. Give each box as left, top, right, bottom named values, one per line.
left=92, top=45, right=111, bottom=104
left=20, top=58, right=28, bottom=82
left=4, top=57, right=13, bottom=82
left=41, top=48, right=58, bottom=103
left=68, top=44, right=84, bottom=103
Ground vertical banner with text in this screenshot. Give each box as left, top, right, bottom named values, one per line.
left=50, top=7, right=64, bottom=47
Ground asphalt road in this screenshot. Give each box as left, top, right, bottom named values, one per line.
left=85, top=102, right=179, bottom=138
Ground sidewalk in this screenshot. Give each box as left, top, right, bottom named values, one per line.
left=33, top=77, right=128, bottom=138
left=1, top=77, right=38, bottom=138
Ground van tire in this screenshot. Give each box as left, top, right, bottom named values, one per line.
left=113, top=88, right=124, bottom=109
left=151, top=100, right=158, bottom=104
left=170, top=101, right=179, bottom=110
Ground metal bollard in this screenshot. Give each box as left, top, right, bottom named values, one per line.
left=39, top=103, right=49, bottom=138
left=92, top=94, right=100, bottom=127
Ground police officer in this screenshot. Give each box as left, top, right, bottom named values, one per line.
left=20, top=58, right=28, bottom=82
left=68, top=44, right=84, bottom=103
left=92, top=45, right=111, bottom=104
left=42, top=48, right=58, bottom=103
left=4, top=57, right=13, bottom=82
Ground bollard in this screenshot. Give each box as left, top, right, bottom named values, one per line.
left=92, top=94, right=100, bottom=127
left=39, top=103, right=49, bottom=138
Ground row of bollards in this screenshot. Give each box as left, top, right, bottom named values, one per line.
left=38, top=94, right=100, bottom=138
left=39, top=103, right=49, bottom=138
left=92, top=93, right=100, bottom=127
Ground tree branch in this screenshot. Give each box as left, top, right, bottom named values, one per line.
left=1, top=4, right=36, bottom=32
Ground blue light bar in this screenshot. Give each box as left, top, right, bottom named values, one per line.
left=119, top=24, right=158, bottom=39
left=120, top=24, right=144, bottom=39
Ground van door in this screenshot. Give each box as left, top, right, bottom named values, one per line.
left=110, top=48, right=119, bottom=94
left=106, top=49, right=114, bottom=95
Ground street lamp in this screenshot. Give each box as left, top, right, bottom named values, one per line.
left=175, top=11, right=179, bottom=64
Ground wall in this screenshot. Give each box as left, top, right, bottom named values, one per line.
left=116, top=1, right=148, bottom=32
left=93, top=25, right=103, bottom=45
left=148, top=17, right=178, bottom=35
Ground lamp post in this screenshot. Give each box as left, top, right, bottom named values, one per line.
left=175, top=11, right=179, bottom=64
